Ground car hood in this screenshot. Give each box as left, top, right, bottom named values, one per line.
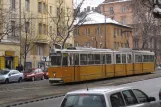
left=0, top=75, right=7, bottom=79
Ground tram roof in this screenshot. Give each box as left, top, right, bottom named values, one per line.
left=54, top=48, right=154, bottom=54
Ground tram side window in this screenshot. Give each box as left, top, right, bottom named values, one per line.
left=88, top=54, right=94, bottom=64
left=135, top=55, right=142, bottom=63
left=127, top=54, right=132, bottom=63
left=143, top=55, right=148, bottom=62
left=74, top=54, right=79, bottom=65
left=106, top=54, right=111, bottom=64
left=143, top=55, right=154, bottom=62
left=116, top=54, right=121, bottom=63
left=94, top=54, right=100, bottom=64
left=80, top=54, right=87, bottom=65
left=63, top=54, right=68, bottom=66
left=101, top=54, right=106, bottom=64
left=122, top=54, right=126, bottom=63
left=69, top=54, right=74, bottom=66
left=150, top=55, right=154, bottom=62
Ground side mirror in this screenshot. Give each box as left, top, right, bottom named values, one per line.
left=8, top=74, right=11, bottom=76
left=149, top=97, right=156, bottom=102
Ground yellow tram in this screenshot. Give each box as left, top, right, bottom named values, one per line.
left=48, top=47, right=155, bottom=84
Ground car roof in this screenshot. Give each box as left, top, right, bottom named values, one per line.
left=67, top=86, right=132, bottom=95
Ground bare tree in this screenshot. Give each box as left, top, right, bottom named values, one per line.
left=0, top=7, right=20, bottom=42
left=19, top=12, right=38, bottom=70
left=130, top=0, right=161, bottom=50
left=47, top=0, right=90, bottom=49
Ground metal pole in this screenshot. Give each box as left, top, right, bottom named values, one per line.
left=104, top=15, right=107, bottom=48
left=19, top=0, right=21, bottom=64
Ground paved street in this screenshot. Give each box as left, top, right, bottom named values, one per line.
left=1, top=70, right=161, bottom=107
left=15, top=76, right=161, bottom=107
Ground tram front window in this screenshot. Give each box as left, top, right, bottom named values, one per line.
left=51, top=56, right=61, bottom=66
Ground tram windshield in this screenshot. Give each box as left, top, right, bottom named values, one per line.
left=50, top=53, right=62, bottom=66
left=50, top=52, right=69, bottom=66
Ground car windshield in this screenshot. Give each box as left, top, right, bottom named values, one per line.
left=61, top=94, right=106, bottom=107
left=0, top=70, right=10, bottom=75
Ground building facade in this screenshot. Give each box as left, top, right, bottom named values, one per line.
left=97, top=0, right=161, bottom=65
left=74, top=12, right=132, bottom=50
left=98, top=0, right=133, bottom=25
left=0, top=0, right=73, bottom=69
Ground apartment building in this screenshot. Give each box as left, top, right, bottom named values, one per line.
left=98, top=0, right=133, bottom=25
left=0, top=0, right=73, bottom=69
left=74, top=12, right=132, bottom=50
left=98, top=0, right=161, bottom=65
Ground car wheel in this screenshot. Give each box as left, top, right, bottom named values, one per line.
left=5, top=79, right=9, bottom=84
left=32, top=77, right=35, bottom=81
left=18, top=77, right=22, bottom=82
left=41, top=75, right=44, bottom=80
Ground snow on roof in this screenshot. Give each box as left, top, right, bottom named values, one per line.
left=82, top=12, right=131, bottom=28
left=101, top=0, right=131, bottom=5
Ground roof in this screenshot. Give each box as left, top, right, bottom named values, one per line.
left=82, top=12, right=131, bottom=28
left=67, top=86, right=132, bottom=95
left=101, top=0, right=131, bottom=5
left=53, top=48, right=154, bottom=54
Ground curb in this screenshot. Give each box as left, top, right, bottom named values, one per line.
left=2, top=94, right=65, bottom=107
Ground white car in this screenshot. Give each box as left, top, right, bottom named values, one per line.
left=0, top=69, right=24, bottom=84
left=60, top=86, right=160, bottom=107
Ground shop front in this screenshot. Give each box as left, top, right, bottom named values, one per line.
left=0, top=51, right=18, bottom=70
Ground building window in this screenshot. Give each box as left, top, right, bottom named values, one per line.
left=117, top=42, right=120, bottom=47
left=74, top=29, right=79, bottom=36
left=50, top=6, right=52, bottom=14
left=109, top=7, right=114, bottom=14
left=38, top=2, right=42, bottom=13
left=75, top=42, right=79, bottom=47
left=122, top=6, right=126, bottom=13
left=11, top=0, right=16, bottom=10
left=43, top=24, right=46, bottom=35
left=11, top=21, right=15, bottom=37
left=25, top=0, right=30, bottom=11
left=86, top=42, right=90, bottom=48
left=39, top=23, right=42, bottom=34
left=37, top=45, right=44, bottom=55
left=114, top=42, right=116, bottom=49
left=121, top=43, right=123, bottom=47
left=43, top=3, right=47, bottom=14
left=121, top=16, right=126, bottom=24
left=49, top=26, right=52, bottom=34
left=114, top=28, right=117, bottom=38
left=57, top=7, right=61, bottom=16
left=134, top=41, right=138, bottom=48
left=25, top=22, right=29, bottom=33
left=95, top=26, right=101, bottom=35
left=85, top=28, right=90, bottom=35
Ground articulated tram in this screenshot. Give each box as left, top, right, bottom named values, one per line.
left=48, top=47, right=155, bottom=84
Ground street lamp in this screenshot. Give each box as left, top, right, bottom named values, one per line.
left=104, top=15, right=107, bottom=48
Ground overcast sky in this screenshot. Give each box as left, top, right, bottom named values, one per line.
left=74, top=0, right=104, bottom=8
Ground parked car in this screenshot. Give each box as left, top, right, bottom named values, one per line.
left=60, top=86, right=160, bottom=107
left=23, top=68, right=45, bottom=81
left=43, top=68, right=48, bottom=79
left=0, top=69, right=24, bottom=84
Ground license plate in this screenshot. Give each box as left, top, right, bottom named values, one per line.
left=49, top=78, right=61, bottom=80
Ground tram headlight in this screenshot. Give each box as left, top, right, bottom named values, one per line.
left=53, top=73, right=56, bottom=77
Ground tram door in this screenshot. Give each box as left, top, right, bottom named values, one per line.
left=69, top=53, right=80, bottom=81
